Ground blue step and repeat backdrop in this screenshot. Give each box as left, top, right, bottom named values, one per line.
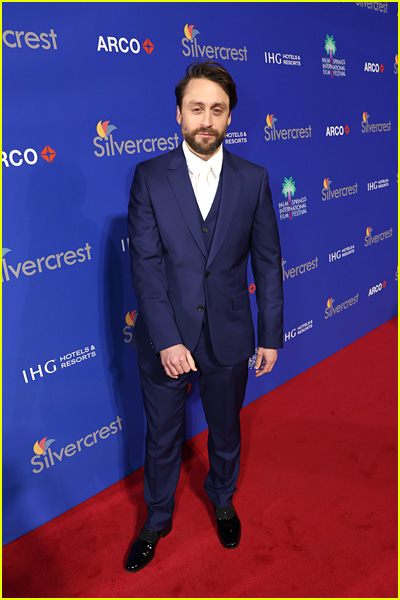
left=3, top=2, right=398, bottom=545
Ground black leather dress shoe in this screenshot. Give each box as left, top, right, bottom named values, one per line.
left=215, top=506, right=241, bottom=548
left=125, top=522, right=172, bottom=572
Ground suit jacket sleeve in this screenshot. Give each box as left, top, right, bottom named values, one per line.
left=250, top=168, right=284, bottom=348
left=128, top=163, right=183, bottom=353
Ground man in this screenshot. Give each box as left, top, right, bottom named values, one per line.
left=126, top=61, right=283, bottom=572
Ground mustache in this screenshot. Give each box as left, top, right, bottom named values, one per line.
left=195, top=128, right=219, bottom=136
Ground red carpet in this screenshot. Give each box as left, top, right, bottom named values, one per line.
left=3, top=318, right=397, bottom=598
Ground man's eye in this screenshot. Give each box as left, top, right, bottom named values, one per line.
left=213, top=109, right=222, bottom=115
left=192, top=108, right=201, bottom=113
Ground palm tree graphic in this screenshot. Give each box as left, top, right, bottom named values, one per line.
left=282, top=177, right=296, bottom=220
left=324, top=34, right=337, bottom=78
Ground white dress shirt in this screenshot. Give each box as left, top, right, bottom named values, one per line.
left=182, top=140, right=223, bottom=220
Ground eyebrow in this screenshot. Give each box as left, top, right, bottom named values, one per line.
left=187, top=101, right=228, bottom=108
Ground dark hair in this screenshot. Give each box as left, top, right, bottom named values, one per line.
left=175, top=60, right=238, bottom=112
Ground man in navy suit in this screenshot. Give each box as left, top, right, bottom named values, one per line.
left=126, top=61, right=283, bottom=572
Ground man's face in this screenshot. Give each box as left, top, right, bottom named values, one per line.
left=176, top=78, right=231, bottom=160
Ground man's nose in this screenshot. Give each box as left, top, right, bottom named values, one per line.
left=200, top=110, right=213, bottom=128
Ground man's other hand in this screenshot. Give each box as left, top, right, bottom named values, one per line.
left=254, top=347, right=277, bottom=377
left=160, top=344, right=198, bottom=379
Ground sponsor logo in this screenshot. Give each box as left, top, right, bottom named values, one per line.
left=248, top=283, right=256, bottom=294
left=367, top=178, right=389, bottom=191
left=31, top=417, right=123, bottom=474
left=285, top=319, right=313, bottom=342
left=2, top=28, right=58, bottom=50
left=356, top=2, right=388, bottom=12
left=361, top=112, right=392, bottom=133
left=368, top=281, right=386, bottom=296
left=181, top=23, right=248, bottom=62
left=40, top=146, right=56, bottom=163
left=279, top=176, right=308, bottom=221
left=224, top=131, right=247, bottom=145
left=97, top=35, right=154, bottom=54
left=364, top=61, right=384, bottom=73
left=281, top=256, right=318, bottom=281
left=322, top=35, right=346, bottom=77
left=328, top=245, right=355, bottom=262
left=34, top=437, right=55, bottom=455
left=97, top=120, right=117, bottom=139
left=326, top=124, right=350, bottom=136
left=264, top=51, right=301, bottom=67
left=394, top=54, right=398, bottom=75
left=2, top=243, right=92, bottom=283
left=2, top=146, right=56, bottom=167
left=322, top=178, right=358, bottom=201
left=264, top=114, right=312, bottom=143
left=364, top=226, right=393, bottom=247
left=93, top=121, right=179, bottom=158
left=325, top=294, right=359, bottom=319
left=123, top=309, right=138, bottom=344
left=22, top=345, right=97, bottom=384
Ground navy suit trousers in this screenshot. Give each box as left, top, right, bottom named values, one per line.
left=138, top=317, right=249, bottom=531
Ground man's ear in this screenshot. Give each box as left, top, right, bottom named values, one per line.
left=176, top=106, right=182, bottom=125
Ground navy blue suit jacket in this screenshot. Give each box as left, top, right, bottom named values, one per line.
left=128, top=144, right=283, bottom=366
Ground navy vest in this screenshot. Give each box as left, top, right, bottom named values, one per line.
left=195, top=168, right=223, bottom=255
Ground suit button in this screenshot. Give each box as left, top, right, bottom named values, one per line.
left=205, top=271, right=211, bottom=278
left=202, top=227, right=208, bottom=233
left=197, top=305, right=204, bottom=312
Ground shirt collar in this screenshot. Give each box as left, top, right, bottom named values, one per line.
left=182, top=140, right=223, bottom=180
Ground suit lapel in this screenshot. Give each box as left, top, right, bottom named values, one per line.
left=206, top=148, right=240, bottom=268
left=168, top=146, right=208, bottom=258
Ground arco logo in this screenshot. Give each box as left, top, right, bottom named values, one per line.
left=2, top=145, right=56, bottom=167
left=184, top=24, right=200, bottom=40
left=33, top=437, right=55, bottom=455
left=97, top=120, right=117, bottom=139
left=40, top=146, right=56, bottom=163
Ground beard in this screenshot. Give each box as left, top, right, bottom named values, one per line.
left=183, top=126, right=227, bottom=156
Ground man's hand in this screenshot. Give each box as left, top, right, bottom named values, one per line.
left=160, top=344, right=198, bottom=379
left=254, top=347, right=277, bottom=377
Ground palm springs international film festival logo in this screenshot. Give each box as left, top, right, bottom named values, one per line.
left=181, top=24, right=248, bottom=62
left=264, top=114, right=312, bottom=142
left=361, top=112, right=392, bottom=134
left=278, top=176, right=308, bottom=221
left=322, top=35, right=346, bottom=77
left=321, top=178, right=358, bottom=202
left=93, top=120, right=179, bottom=158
